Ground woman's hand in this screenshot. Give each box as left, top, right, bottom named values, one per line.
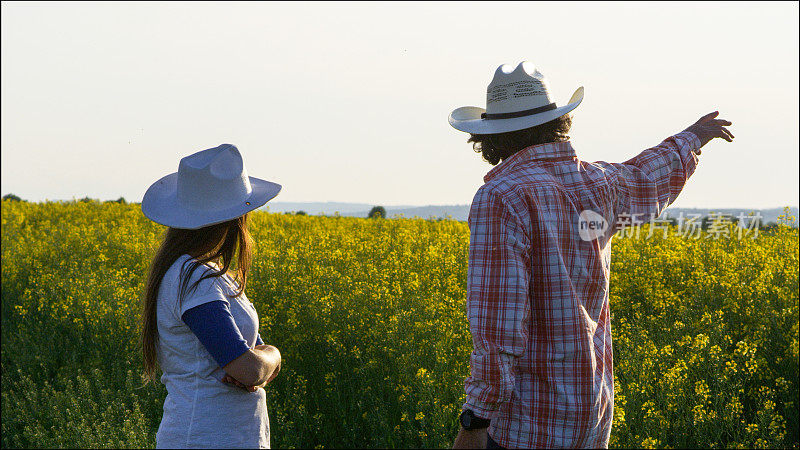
left=221, top=374, right=259, bottom=392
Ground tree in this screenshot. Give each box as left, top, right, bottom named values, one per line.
left=368, top=206, right=386, bottom=219
left=2, top=193, right=23, bottom=202
left=295, top=210, right=307, bottom=216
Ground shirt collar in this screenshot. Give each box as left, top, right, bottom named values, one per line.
left=484, top=141, right=578, bottom=183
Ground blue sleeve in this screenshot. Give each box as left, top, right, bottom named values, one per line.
left=256, top=334, right=264, bottom=346
left=181, top=300, right=251, bottom=368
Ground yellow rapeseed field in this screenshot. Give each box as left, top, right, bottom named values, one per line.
left=1, top=200, right=797, bottom=448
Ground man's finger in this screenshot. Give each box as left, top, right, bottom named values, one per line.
left=712, top=119, right=732, bottom=126
left=721, top=127, right=735, bottom=140
left=716, top=128, right=733, bottom=142
left=696, top=111, right=719, bottom=124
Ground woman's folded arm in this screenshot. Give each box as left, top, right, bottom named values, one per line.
left=225, top=345, right=281, bottom=387
left=182, top=300, right=279, bottom=386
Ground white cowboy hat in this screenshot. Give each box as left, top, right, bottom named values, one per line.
left=449, top=61, right=584, bottom=135
left=142, top=144, right=281, bottom=229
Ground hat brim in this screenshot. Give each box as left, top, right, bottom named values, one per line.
left=449, top=86, right=584, bottom=135
left=141, top=173, right=282, bottom=229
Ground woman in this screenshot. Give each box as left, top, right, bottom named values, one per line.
left=140, top=143, right=283, bottom=449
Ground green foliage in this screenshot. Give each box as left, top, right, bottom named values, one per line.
left=608, top=221, right=799, bottom=448
left=1, top=368, right=155, bottom=448
left=369, top=206, right=386, bottom=219
left=2, top=193, right=24, bottom=202
left=1, top=202, right=797, bottom=448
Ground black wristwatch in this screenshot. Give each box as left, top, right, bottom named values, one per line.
left=459, top=409, right=491, bottom=430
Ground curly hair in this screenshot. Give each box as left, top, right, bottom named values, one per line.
left=468, top=114, right=573, bottom=165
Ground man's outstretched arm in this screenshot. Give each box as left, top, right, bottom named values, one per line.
left=597, top=111, right=734, bottom=227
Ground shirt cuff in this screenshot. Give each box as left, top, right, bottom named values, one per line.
left=463, top=396, right=501, bottom=421
left=677, top=131, right=702, bottom=155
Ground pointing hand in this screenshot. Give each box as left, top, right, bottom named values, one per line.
left=683, top=111, right=734, bottom=153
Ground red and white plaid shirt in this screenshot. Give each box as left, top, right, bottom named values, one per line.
left=464, top=131, right=701, bottom=449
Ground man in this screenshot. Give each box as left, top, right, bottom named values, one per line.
left=448, top=62, right=733, bottom=449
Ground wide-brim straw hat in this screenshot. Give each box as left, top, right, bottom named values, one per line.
left=449, top=61, right=584, bottom=135
left=142, top=144, right=281, bottom=229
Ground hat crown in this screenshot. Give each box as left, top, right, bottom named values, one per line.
left=177, top=144, right=252, bottom=211
left=486, top=61, right=553, bottom=115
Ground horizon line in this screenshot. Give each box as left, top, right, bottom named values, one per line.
left=1, top=195, right=797, bottom=211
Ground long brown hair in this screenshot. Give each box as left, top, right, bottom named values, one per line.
left=140, top=213, right=253, bottom=383
left=469, top=114, right=573, bottom=165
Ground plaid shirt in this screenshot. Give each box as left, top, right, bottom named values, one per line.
left=464, top=131, right=701, bottom=448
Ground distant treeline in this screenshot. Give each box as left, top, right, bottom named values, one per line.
left=2, top=194, right=796, bottom=229
left=2, top=193, right=131, bottom=204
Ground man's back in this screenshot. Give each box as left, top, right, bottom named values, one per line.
left=464, top=132, right=701, bottom=448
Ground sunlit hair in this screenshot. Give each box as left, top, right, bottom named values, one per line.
left=468, top=114, right=573, bottom=165
left=140, top=213, right=253, bottom=383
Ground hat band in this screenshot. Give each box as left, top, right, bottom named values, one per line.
left=481, top=103, right=557, bottom=120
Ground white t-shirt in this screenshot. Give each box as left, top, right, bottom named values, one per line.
left=155, top=254, right=269, bottom=449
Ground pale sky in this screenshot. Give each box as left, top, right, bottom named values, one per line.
left=2, top=1, right=798, bottom=208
